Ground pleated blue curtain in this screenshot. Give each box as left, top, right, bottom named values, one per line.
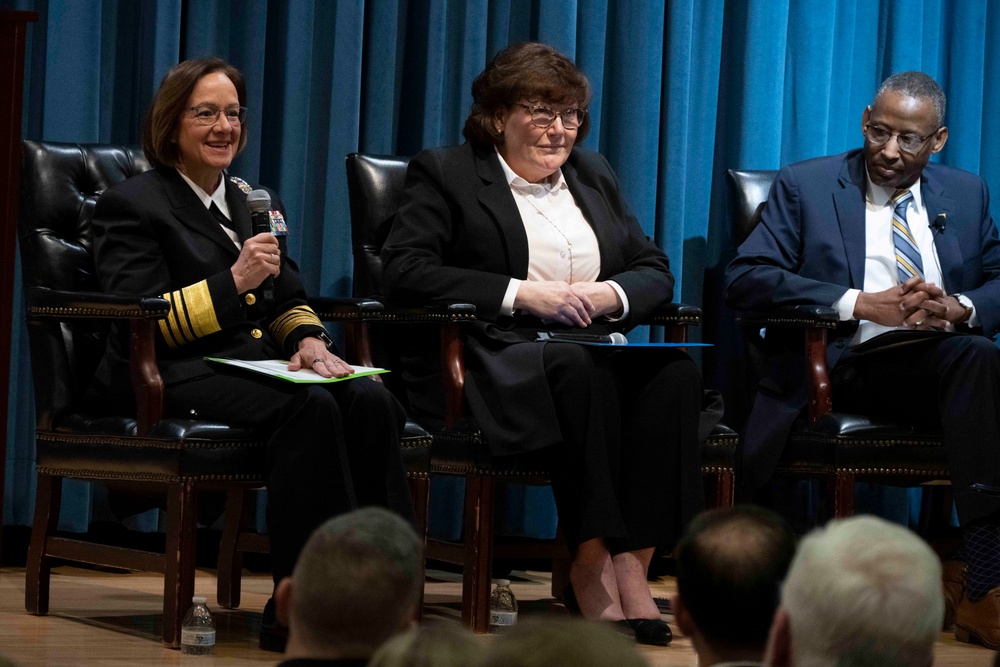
left=3, top=0, right=999, bottom=533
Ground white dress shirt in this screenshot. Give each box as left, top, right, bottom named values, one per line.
left=833, top=166, right=974, bottom=344
left=494, top=150, right=629, bottom=319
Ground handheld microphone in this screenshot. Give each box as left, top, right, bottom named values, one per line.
left=246, top=189, right=274, bottom=305
left=932, top=213, right=947, bottom=235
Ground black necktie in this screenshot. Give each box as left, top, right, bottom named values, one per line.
left=209, top=202, right=236, bottom=234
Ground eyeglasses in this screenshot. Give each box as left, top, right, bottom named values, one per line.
left=187, top=105, right=247, bottom=126
left=514, top=103, right=587, bottom=130
left=863, top=123, right=938, bottom=155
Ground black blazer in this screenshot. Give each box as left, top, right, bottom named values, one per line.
left=382, top=141, right=674, bottom=322
left=381, top=141, right=675, bottom=454
left=89, top=165, right=328, bottom=409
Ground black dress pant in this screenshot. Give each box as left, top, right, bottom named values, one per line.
left=164, top=368, right=410, bottom=582
left=832, top=334, right=1000, bottom=525
left=540, top=343, right=704, bottom=553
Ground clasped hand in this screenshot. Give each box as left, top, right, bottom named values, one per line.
left=231, top=232, right=281, bottom=294
left=288, top=336, right=355, bottom=379
left=514, top=280, right=623, bottom=327
left=854, top=276, right=964, bottom=329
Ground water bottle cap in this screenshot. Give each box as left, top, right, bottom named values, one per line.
left=192, top=596, right=207, bottom=604
left=492, top=578, right=510, bottom=586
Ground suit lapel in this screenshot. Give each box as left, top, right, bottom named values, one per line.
left=833, top=152, right=868, bottom=290
left=156, top=167, right=241, bottom=256
left=474, top=145, right=529, bottom=277
left=921, top=169, right=962, bottom=291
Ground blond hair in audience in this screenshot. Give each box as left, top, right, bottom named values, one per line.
left=480, top=617, right=645, bottom=667
left=368, top=622, right=482, bottom=667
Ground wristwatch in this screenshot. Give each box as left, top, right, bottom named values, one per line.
left=952, top=294, right=973, bottom=324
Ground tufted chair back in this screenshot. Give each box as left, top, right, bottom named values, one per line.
left=725, top=169, right=778, bottom=246
left=345, top=154, right=410, bottom=298
left=19, top=141, right=152, bottom=429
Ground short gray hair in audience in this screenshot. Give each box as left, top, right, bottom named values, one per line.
left=289, top=507, right=422, bottom=658
left=771, top=515, right=943, bottom=667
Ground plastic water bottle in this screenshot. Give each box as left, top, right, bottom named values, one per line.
left=180, top=596, right=216, bottom=655
left=489, top=578, right=518, bottom=633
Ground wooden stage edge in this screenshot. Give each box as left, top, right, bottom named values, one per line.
left=0, top=565, right=993, bottom=666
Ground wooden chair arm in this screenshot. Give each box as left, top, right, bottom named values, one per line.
left=735, top=305, right=840, bottom=424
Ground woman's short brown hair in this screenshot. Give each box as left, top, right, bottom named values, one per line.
left=463, top=42, right=592, bottom=146
left=142, top=57, right=248, bottom=168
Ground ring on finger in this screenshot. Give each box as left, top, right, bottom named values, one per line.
left=312, top=358, right=323, bottom=365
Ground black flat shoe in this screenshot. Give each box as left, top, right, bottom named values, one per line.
left=627, top=618, right=672, bottom=646
left=259, top=597, right=288, bottom=653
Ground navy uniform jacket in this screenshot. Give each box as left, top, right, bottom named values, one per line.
left=725, top=148, right=1000, bottom=489
left=89, top=165, right=329, bottom=410
left=381, top=141, right=675, bottom=454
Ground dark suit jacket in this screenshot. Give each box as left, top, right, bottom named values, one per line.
left=724, top=149, right=1000, bottom=488
left=89, top=165, right=328, bottom=410
left=381, top=141, right=674, bottom=454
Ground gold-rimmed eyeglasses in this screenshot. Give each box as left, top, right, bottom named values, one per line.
left=514, top=102, right=587, bottom=130
left=187, top=105, right=247, bottom=126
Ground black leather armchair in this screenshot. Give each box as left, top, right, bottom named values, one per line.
left=725, top=169, right=949, bottom=518
left=18, top=141, right=429, bottom=646
left=347, top=152, right=737, bottom=631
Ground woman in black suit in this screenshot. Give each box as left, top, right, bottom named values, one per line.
left=90, top=57, right=411, bottom=652
left=382, top=42, right=704, bottom=645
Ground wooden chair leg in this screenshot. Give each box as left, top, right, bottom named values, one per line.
left=162, top=481, right=197, bottom=648
left=703, top=471, right=735, bottom=509
left=409, top=475, right=430, bottom=621
left=25, top=473, right=60, bottom=616
left=462, top=474, right=496, bottom=633
left=832, top=473, right=855, bottom=518
left=217, top=489, right=251, bottom=609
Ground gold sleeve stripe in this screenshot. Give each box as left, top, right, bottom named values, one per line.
left=157, top=280, right=222, bottom=349
left=269, top=305, right=323, bottom=346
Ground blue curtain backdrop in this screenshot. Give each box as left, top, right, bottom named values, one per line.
left=2, top=0, right=999, bottom=535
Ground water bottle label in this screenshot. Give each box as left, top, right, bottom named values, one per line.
left=181, top=629, right=217, bottom=646
left=490, top=610, right=517, bottom=627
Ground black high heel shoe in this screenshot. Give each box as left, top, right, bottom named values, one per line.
left=562, top=583, right=641, bottom=643
left=626, top=618, right=672, bottom=646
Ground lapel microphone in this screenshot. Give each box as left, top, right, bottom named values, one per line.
left=931, top=213, right=947, bottom=235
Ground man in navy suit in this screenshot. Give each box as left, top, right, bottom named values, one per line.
left=726, top=71, right=1000, bottom=648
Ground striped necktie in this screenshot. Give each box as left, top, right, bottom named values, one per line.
left=891, top=189, right=923, bottom=282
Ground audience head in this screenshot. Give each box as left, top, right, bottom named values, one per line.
left=862, top=70, right=948, bottom=190
left=765, top=515, right=943, bottom=667
left=479, top=617, right=645, bottom=667
left=142, top=56, right=249, bottom=168
left=276, top=507, right=422, bottom=660
left=673, top=504, right=796, bottom=664
left=463, top=41, right=592, bottom=147
left=367, top=622, right=482, bottom=667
